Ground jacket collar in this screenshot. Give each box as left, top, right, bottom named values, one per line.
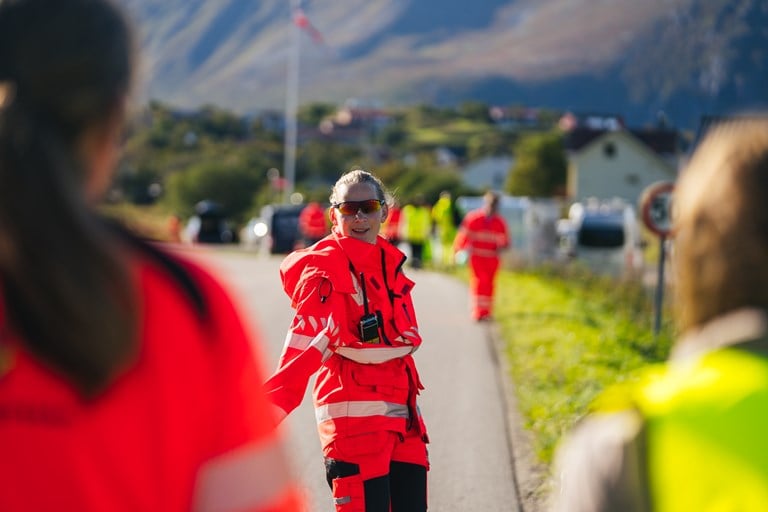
left=672, top=308, right=768, bottom=361
left=332, top=230, right=407, bottom=276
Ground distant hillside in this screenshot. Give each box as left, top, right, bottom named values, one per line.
left=118, top=0, right=768, bottom=130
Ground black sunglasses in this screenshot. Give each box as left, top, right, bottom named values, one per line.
left=332, top=199, right=384, bottom=216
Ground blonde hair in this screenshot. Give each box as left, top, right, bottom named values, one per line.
left=329, top=169, right=389, bottom=205
left=674, top=118, right=768, bottom=331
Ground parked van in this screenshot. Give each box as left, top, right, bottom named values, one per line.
left=184, top=200, right=236, bottom=244
left=557, top=198, right=643, bottom=277
left=259, top=203, right=305, bottom=254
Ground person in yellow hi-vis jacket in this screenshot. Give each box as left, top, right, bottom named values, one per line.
left=551, top=118, right=768, bottom=512
left=431, top=190, right=460, bottom=268
left=400, top=194, right=432, bottom=269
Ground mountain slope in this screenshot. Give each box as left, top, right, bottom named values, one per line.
left=118, top=0, right=768, bottom=129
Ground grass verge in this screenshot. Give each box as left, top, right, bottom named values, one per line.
left=495, top=265, right=674, bottom=463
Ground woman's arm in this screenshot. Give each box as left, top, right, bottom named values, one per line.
left=264, top=276, right=340, bottom=418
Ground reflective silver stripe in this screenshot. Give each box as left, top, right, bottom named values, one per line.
left=315, top=401, right=409, bottom=423
left=194, top=439, right=293, bottom=512
left=286, top=329, right=331, bottom=355
left=292, top=315, right=336, bottom=336
left=468, top=248, right=499, bottom=258
left=468, top=231, right=499, bottom=242
left=285, top=332, right=314, bottom=351
left=335, top=345, right=415, bottom=363
left=335, top=496, right=352, bottom=505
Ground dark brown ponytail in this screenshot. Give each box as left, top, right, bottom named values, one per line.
left=0, top=0, right=137, bottom=396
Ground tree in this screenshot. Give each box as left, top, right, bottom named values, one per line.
left=163, top=162, right=265, bottom=222
left=298, top=102, right=337, bottom=126
left=457, top=100, right=491, bottom=123
left=505, top=131, right=567, bottom=197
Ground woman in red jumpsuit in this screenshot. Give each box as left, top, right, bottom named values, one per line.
left=265, top=169, right=429, bottom=511
left=0, top=1, right=302, bottom=510
left=453, top=191, right=510, bottom=321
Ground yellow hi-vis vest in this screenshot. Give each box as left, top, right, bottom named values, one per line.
left=603, top=348, right=768, bottom=511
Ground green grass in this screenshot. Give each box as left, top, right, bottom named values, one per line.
left=101, top=202, right=178, bottom=241
left=411, top=120, right=496, bottom=146
left=463, top=264, right=674, bottom=465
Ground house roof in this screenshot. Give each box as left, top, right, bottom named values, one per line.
left=573, top=129, right=677, bottom=174
left=564, top=126, right=679, bottom=157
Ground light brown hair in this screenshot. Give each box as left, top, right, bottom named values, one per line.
left=673, top=118, right=768, bottom=331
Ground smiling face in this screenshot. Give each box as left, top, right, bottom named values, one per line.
left=331, top=182, right=388, bottom=244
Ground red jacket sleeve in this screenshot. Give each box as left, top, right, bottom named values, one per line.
left=264, top=273, right=341, bottom=416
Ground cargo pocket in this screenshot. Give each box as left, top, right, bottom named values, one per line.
left=351, top=364, right=409, bottom=397
left=331, top=474, right=365, bottom=512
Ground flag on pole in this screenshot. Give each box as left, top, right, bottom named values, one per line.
left=293, top=8, right=324, bottom=44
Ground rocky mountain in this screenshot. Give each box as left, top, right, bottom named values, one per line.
left=117, top=0, right=768, bottom=130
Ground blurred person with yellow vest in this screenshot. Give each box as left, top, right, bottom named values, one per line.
left=551, top=118, right=768, bottom=512
left=453, top=191, right=509, bottom=321
left=431, top=190, right=460, bottom=268
left=400, top=195, right=432, bottom=269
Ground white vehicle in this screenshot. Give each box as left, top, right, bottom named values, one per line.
left=557, top=198, right=643, bottom=277
left=239, top=217, right=269, bottom=251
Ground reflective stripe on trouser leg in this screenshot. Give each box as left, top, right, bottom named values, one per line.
left=332, top=474, right=365, bottom=512
left=470, top=256, right=498, bottom=318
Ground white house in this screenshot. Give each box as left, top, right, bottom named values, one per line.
left=460, top=155, right=514, bottom=192
left=566, top=129, right=678, bottom=207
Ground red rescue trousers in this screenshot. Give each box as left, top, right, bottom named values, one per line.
left=468, top=254, right=500, bottom=320
left=324, top=428, right=428, bottom=511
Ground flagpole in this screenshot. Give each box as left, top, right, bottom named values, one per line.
left=283, top=0, right=301, bottom=204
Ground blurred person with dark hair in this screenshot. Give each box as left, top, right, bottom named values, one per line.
left=0, top=1, right=303, bottom=510
left=551, top=118, right=768, bottom=511
left=453, top=191, right=510, bottom=321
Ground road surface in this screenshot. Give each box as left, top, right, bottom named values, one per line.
left=182, top=246, right=522, bottom=512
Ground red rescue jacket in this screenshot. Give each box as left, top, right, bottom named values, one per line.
left=454, top=209, right=510, bottom=259
left=0, top=247, right=303, bottom=512
left=298, top=203, right=328, bottom=240
left=265, top=231, right=427, bottom=448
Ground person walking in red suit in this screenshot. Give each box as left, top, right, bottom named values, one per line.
left=265, top=169, right=429, bottom=512
left=0, top=1, right=303, bottom=510
left=382, top=199, right=403, bottom=247
left=298, top=201, right=329, bottom=247
left=453, top=191, right=510, bottom=321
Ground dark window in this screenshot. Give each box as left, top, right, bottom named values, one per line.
left=603, top=142, right=616, bottom=158
left=577, top=218, right=625, bottom=248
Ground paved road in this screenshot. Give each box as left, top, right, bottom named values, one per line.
left=183, top=246, right=521, bottom=512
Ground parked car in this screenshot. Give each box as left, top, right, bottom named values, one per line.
left=557, top=198, right=643, bottom=277
left=259, top=203, right=305, bottom=254
left=184, top=200, right=236, bottom=244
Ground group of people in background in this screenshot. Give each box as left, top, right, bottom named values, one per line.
left=296, top=190, right=512, bottom=323
left=382, top=192, right=460, bottom=270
